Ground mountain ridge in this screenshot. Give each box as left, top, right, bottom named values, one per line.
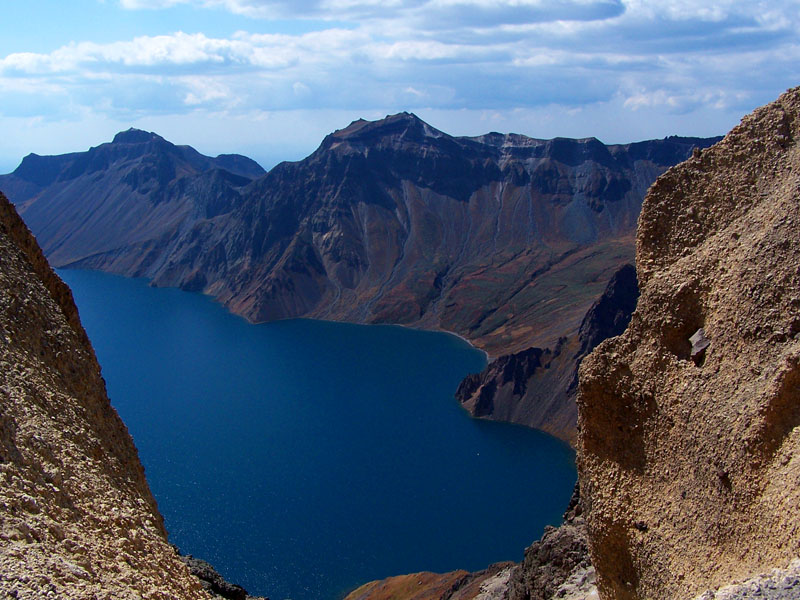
left=0, top=115, right=720, bottom=442
left=0, top=115, right=718, bottom=358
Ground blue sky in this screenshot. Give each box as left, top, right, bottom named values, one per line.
left=1, top=0, right=798, bottom=172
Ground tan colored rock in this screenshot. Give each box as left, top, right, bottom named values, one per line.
left=577, top=87, right=800, bottom=599
left=343, top=563, right=515, bottom=600
left=0, top=192, right=208, bottom=599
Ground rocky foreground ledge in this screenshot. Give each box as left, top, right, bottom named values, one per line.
left=0, top=191, right=208, bottom=597
left=578, top=86, right=800, bottom=598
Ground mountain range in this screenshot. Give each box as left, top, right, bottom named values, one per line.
left=0, top=114, right=720, bottom=440
left=2, top=87, right=799, bottom=600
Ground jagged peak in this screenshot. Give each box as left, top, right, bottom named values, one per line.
left=112, top=128, right=166, bottom=145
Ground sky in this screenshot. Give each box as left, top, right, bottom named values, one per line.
left=1, top=0, right=799, bottom=172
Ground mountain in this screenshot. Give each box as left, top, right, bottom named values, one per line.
left=578, top=87, right=800, bottom=598
left=0, top=129, right=264, bottom=272
left=3, top=89, right=798, bottom=600
left=456, top=263, right=638, bottom=442
left=0, top=115, right=718, bottom=363
left=0, top=192, right=209, bottom=598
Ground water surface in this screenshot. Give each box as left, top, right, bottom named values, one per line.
left=60, top=269, right=576, bottom=600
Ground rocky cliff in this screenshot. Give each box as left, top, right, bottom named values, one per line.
left=0, top=116, right=716, bottom=359
left=578, top=87, right=800, bottom=599
left=0, top=191, right=210, bottom=598
left=456, top=263, right=638, bottom=442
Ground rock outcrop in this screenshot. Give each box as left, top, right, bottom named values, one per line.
left=578, top=88, right=800, bottom=599
left=456, top=264, right=638, bottom=442
left=0, top=117, right=717, bottom=359
left=0, top=191, right=209, bottom=598
left=507, top=484, right=595, bottom=600
left=693, top=559, right=800, bottom=600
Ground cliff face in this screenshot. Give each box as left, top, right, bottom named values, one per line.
left=578, top=88, right=800, bottom=599
left=456, top=263, right=638, bottom=442
left=0, top=191, right=208, bottom=598
left=0, top=116, right=716, bottom=357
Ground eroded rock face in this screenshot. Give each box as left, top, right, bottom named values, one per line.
left=507, top=484, right=595, bottom=600
left=577, top=88, right=800, bottom=599
left=0, top=192, right=208, bottom=599
left=456, top=264, right=638, bottom=443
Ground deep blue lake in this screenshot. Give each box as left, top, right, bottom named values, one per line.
left=59, top=269, right=576, bottom=600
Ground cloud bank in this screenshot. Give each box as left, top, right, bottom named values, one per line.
left=0, top=0, right=798, bottom=170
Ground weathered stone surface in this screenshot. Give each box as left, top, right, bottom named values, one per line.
left=0, top=191, right=209, bottom=599
left=578, top=88, right=800, bottom=599
left=693, top=559, right=800, bottom=600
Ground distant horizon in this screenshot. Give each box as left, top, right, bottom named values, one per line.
left=0, top=107, right=729, bottom=175
left=2, top=1, right=797, bottom=176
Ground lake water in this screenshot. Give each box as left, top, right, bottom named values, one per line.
left=59, top=269, right=577, bottom=600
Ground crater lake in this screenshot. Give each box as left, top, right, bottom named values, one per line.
left=59, top=268, right=577, bottom=600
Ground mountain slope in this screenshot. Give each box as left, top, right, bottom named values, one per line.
left=1, top=129, right=264, bottom=271
left=0, top=192, right=209, bottom=599
left=578, top=87, right=800, bottom=599
left=456, top=263, right=638, bottom=442
left=0, top=116, right=717, bottom=358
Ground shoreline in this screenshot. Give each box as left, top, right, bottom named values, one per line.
left=56, top=266, right=495, bottom=369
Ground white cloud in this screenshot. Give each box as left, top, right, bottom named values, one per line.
left=292, top=81, right=311, bottom=96
left=0, top=0, right=797, bottom=163
left=120, top=0, right=189, bottom=7
left=183, top=76, right=234, bottom=105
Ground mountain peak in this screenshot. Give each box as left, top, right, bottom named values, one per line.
left=322, top=112, right=446, bottom=151
left=112, top=128, right=165, bottom=145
